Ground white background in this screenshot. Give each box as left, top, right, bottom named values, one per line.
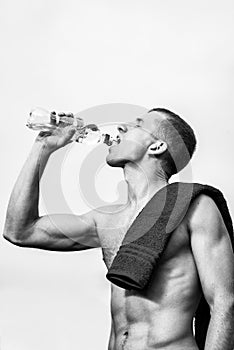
left=0, top=0, right=234, bottom=349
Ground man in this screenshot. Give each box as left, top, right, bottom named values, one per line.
left=4, top=108, right=234, bottom=349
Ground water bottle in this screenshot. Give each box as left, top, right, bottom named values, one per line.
left=26, top=107, right=120, bottom=146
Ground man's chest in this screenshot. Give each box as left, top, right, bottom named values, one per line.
left=94, top=205, right=145, bottom=268
left=99, top=222, right=135, bottom=269
left=95, top=207, right=192, bottom=270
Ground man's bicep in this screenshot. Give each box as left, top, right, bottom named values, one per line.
left=189, top=195, right=234, bottom=308
left=21, top=212, right=100, bottom=251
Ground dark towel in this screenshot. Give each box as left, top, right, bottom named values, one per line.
left=106, top=182, right=234, bottom=350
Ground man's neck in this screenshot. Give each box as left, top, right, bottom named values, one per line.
left=123, top=162, right=168, bottom=211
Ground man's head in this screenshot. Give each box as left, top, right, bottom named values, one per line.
left=106, top=108, right=197, bottom=179
left=147, top=108, right=197, bottom=178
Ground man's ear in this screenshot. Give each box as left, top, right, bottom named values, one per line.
left=148, top=140, right=167, bottom=156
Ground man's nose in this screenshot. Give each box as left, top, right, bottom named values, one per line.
left=117, top=123, right=128, bottom=133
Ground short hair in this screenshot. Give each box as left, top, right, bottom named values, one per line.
left=148, top=108, right=197, bottom=178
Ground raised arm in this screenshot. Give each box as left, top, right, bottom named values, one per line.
left=3, top=126, right=100, bottom=251
left=188, top=194, right=234, bottom=350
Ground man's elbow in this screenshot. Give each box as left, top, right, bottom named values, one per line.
left=4, top=231, right=20, bottom=245
left=3, top=227, right=28, bottom=247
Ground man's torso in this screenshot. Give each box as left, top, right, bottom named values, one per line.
left=93, top=202, right=202, bottom=350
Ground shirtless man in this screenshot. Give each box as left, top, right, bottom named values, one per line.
left=4, top=108, right=234, bottom=349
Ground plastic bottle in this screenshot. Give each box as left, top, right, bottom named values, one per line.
left=27, top=107, right=119, bottom=146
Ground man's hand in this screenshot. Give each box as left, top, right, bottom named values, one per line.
left=35, top=125, right=76, bottom=153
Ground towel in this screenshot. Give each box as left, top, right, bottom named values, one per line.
left=106, top=182, right=234, bottom=350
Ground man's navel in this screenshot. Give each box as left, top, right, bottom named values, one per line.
left=122, top=331, right=129, bottom=349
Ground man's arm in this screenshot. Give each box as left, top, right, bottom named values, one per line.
left=3, top=126, right=100, bottom=251
left=188, top=194, right=234, bottom=350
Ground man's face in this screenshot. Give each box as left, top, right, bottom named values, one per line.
left=106, top=111, right=165, bottom=168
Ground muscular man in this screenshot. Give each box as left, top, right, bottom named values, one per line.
left=4, top=108, right=234, bottom=349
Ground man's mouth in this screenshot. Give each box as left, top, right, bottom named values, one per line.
left=109, top=135, right=121, bottom=148
left=116, top=135, right=121, bottom=144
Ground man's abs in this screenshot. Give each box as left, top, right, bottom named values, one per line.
left=108, top=293, right=199, bottom=350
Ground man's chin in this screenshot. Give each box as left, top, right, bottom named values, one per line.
left=106, top=156, right=128, bottom=168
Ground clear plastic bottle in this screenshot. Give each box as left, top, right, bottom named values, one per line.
left=27, top=107, right=120, bottom=146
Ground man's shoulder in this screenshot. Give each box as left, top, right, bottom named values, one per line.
left=186, top=194, right=223, bottom=232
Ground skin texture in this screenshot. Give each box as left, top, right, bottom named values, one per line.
left=3, top=112, right=234, bottom=349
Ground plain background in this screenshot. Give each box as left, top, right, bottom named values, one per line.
left=0, top=0, right=234, bottom=349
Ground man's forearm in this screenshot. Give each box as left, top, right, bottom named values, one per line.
left=4, top=141, right=52, bottom=242
left=205, top=302, right=234, bottom=350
